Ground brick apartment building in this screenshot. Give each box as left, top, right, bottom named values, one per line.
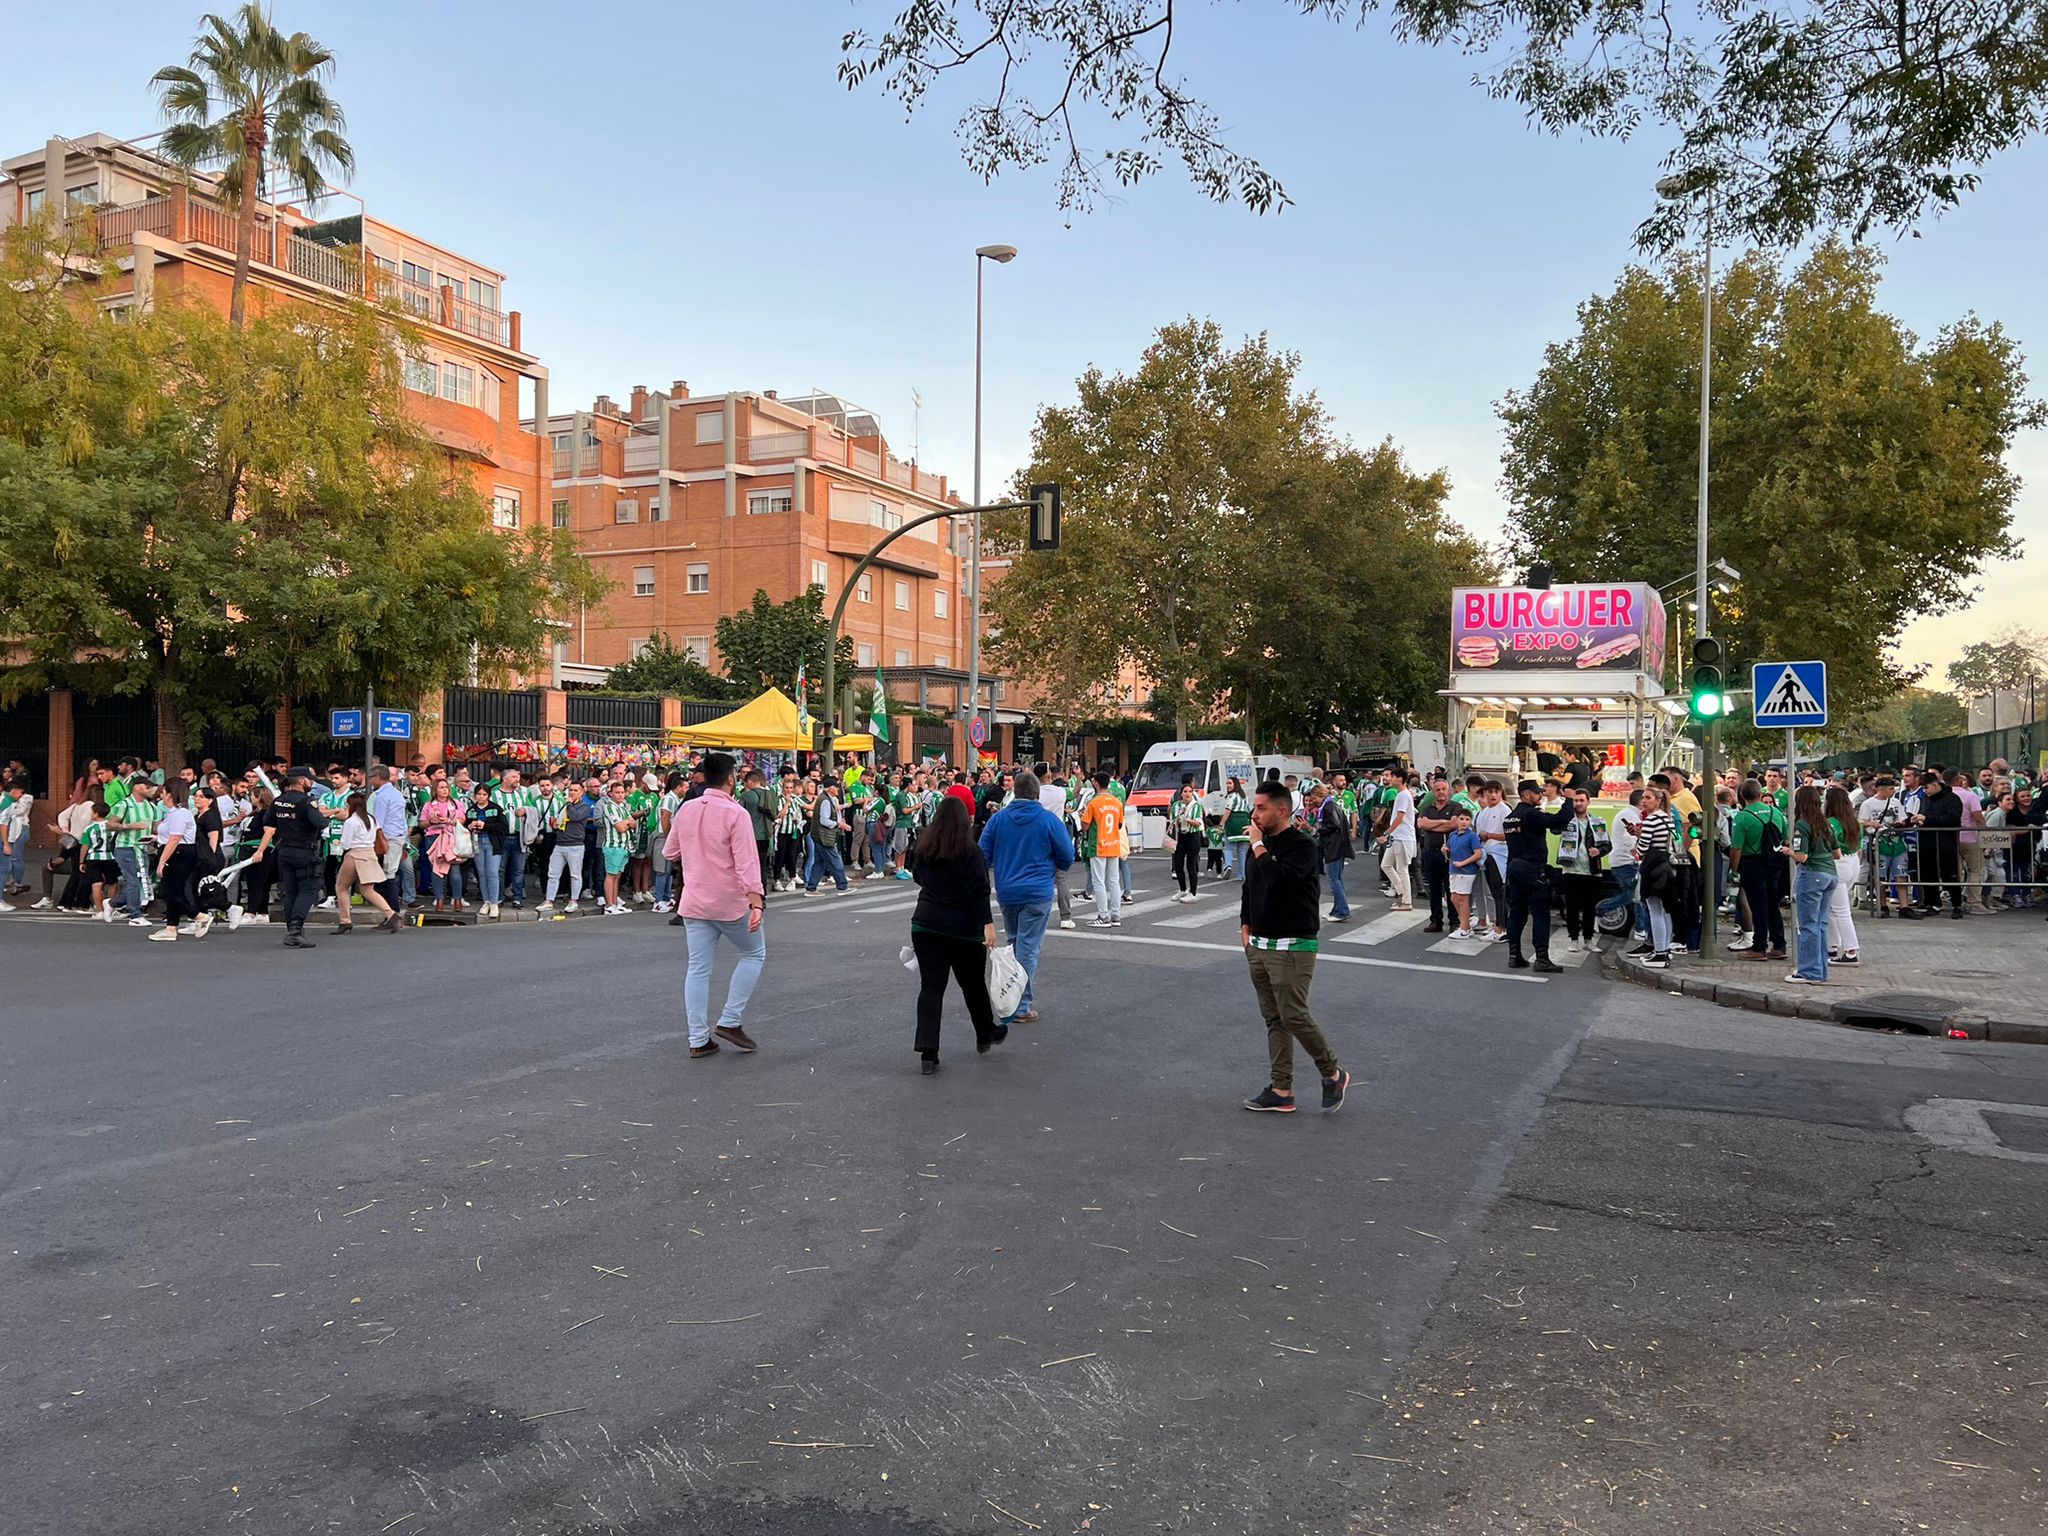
left=538, top=384, right=1020, bottom=732
left=0, top=132, right=554, bottom=776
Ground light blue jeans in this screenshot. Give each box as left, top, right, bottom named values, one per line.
left=1091, top=856, right=1123, bottom=921
left=1000, top=899, right=1052, bottom=1020
left=1792, top=866, right=1836, bottom=981
left=473, top=839, right=502, bottom=905
left=1225, top=839, right=1249, bottom=880
left=114, top=844, right=147, bottom=917
left=685, top=915, right=767, bottom=1047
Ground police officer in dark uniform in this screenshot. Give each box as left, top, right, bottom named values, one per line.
left=256, top=765, right=330, bottom=948
left=1501, top=778, right=1572, bottom=973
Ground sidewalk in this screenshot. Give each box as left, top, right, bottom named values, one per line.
left=1599, top=901, right=2048, bottom=1043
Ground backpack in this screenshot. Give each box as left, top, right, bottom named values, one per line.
left=1739, top=806, right=1783, bottom=859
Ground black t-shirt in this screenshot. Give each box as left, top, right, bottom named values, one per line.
left=1415, top=797, right=1457, bottom=857
left=194, top=806, right=224, bottom=870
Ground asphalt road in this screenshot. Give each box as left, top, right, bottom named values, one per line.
left=4, top=857, right=2044, bottom=1534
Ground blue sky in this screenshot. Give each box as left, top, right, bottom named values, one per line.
left=5, top=0, right=2040, bottom=680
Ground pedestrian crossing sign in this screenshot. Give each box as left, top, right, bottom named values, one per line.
left=1751, top=661, right=1827, bottom=727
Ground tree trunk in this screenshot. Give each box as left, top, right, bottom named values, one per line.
left=228, top=138, right=259, bottom=329
left=156, top=669, right=188, bottom=774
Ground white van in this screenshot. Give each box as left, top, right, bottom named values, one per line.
left=1127, top=739, right=1258, bottom=820
left=1254, top=753, right=1317, bottom=787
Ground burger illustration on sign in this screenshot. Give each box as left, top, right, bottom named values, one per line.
left=1455, top=635, right=1501, bottom=668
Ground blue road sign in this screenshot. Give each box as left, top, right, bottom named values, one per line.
left=376, top=710, right=414, bottom=741
left=1752, top=661, right=1827, bottom=729
left=329, top=708, right=365, bottom=739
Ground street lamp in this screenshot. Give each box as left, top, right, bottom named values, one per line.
left=967, top=242, right=1017, bottom=759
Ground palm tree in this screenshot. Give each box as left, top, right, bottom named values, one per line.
left=151, top=4, right=355, bottom=329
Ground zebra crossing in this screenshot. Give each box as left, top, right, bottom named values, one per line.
left=769, top=874, right=1603, bottom=979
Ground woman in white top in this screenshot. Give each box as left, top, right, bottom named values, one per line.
left=333, top=791, right=399, bottom=934
left=152, top=782, right=200, bottom=942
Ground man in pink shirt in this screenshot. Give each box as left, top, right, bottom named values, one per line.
left=664, top=752, right=767, bottom=1058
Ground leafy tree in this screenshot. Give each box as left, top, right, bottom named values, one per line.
left=839, top=0, right=2048, bottom=249
left=714, top=586, right=856, bottom=706
left=603, top=635, right=734, bottom=701
left=1948, top=628, right=2048, bottom=727
left=0, top=220, right=604, bottom=768
left=991, top=319, right=1488, bottom=749
left=1499, top=241, right=2041, bottom=725
left=1832, top=686, right=1967, bottom=751
left=153, top=3, right=355, bottom=328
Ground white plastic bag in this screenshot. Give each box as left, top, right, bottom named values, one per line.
left=985, top=943, right=1027, bottom=1019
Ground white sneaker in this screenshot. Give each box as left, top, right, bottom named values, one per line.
left=148, top=928, right=177, bottom=942
left=226, top=905, right=245, bottom=931
left=128, top=916, right=154, bottom=928
left=1060, top=918, right=1075, bottom=930
left=636, top=890, right=652, bottom=904
left=193, top=913, right=214, bottom=938
left=605, top=903, right=629, bottom=915
left=99, top=903, right=118, bottom=923
left=176, top=922, right=197, bottom=936
left=315, top=897, right=336, bottom=911
left=563, top=900, right=580, bottom=915
left=32, top=896, right=53, bottom=909
left=248, top=913, right=271, bottom=924
left=653, top=900, right=674, bottom=913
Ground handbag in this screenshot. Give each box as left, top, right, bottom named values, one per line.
left=373, top=828, right=390, bottom=860
left=985, top=943, right=1027, bottom=1019
left=452, top=824, right=476, bottom=861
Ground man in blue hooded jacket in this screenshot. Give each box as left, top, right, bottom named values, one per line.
left=978, top=771, right=1076, bottom=1026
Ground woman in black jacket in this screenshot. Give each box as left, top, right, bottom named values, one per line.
left=906, top=794, right=1002, bottom=1074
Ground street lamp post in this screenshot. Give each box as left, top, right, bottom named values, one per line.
left=1659, top=174, right=1716, bottom=949
left=967, top=242, right=1017, bottom=764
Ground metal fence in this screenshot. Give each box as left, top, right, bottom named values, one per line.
left=1821, top=723, right=2038, bottom=775
left=0, top=690, right=51, bottom=796
left=566, top=693, right=661, bottom=735
left=73, top=691, right=157, bottom=780
left=444, top=686, right=543, bottom=748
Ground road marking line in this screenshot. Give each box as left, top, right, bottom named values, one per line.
left=1426, top=932, right=1494, bottom=956
left=1154, top=902, right=1241, bottom=930
left=1046, top=928, right=1547, bottom=982
left=1329, top=907, right=1431, bottom=945
left=777, top=891, right=915, bottom=917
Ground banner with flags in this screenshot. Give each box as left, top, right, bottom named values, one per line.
left=867, top=670, right=890, bottom=744
left=795, top=658, right=810, bottom=734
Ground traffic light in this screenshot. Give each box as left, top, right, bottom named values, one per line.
left=1689, top=635, right=1726, bottom=719
left=1028, top=482, right=1061, bottom=551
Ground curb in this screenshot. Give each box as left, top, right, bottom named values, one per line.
left=1594, top=945, right=2048, bottom=1044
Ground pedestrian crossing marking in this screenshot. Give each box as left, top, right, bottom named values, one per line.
left=1155, top=901, right=1242, bottom=930
left=1328, top=906, right=1431, bottom=946
left=1047, top=928, right=1549, bottom=982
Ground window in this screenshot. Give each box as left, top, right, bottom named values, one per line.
left=893, top=580, right=910, bottom=611
left=855, top=574, right=872, bottom=604
left=403, top=356, right=437, bottom=395
left=402, top=259, right=433, bottom=288
left=748, top=490, right=793, bottom=516
left=633, top=565, right=655, bottom=597
left=628, top=636, right=652, bottom=660
left=469, top=278, right=497, bottom=310
left=934, top=653, right=950, bottom=668
left=869, top=498, right=902, bottom=531
left=857, top=643, right=875, bottom=668
left=441, top=362, right=476, bottom=407
left=694, top=412, right=723, bottom=445
left=370, top=254, right=398, bottom=275
left=810, top=560, right=829, bottom=591
left=491, top=489, right=521, bottom=529
left=894, top=649, right=911, bottom=667
left=648, top=497, right=667, bottom=522
left=687, top=563, right=710, bottom=594
left=934, top=587, right=950, bottom=618
left=685, top=636, right=711, bottom=665
left=551, top=498, right=571, bottom=530
left=614, top=498, right=638, bottom=525
left=67, top=183, right=101, bottom=209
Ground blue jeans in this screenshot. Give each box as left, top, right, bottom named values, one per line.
left=1225, top=839, right=1249, bottom=880
left=397, top=848, right=417, bottom=907
left=684, top=915, right=767, bottom=1047
left=1324, top=856, right=1351, bottom=918
left=1120, top=853, right=1134, bottom=898
left=806, top=839, right=847, bottom=891
left=503, top=840, right=526, bottom=902
left=1792, top=866, right=1836, bottom=981
left=999, top=899, right=1052, bottom=1020
left=655, top=861, right=675, bottom=905
left=473, top=839, right=502, bottom=905
left=432, top=862, right=464, bottom=902
left=0, top=840, right=23, bottom=891
left=1644, top=893, right=1672, bottom=954
left=113, top=844, right=146, bottom=917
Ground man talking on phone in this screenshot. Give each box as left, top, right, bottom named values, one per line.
left=1239, top=779, right=1350, bottom=1116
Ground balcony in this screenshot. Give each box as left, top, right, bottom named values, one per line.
left=741, top=431, right=809, bottom=462
left=84, top=191, right=512, bottom=347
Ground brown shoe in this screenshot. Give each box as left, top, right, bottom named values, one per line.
left=713, top=1025, right=758, bottom=1053
left=1742, top=950, right=1773, bottom=961
left=688, top=1041, right=720, bottom=1059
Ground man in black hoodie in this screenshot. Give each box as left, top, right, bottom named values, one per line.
left=1240, top=780, right=1350, bottom=1115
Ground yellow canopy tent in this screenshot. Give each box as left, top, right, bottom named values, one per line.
left=680, top=687, right=874, bottom=754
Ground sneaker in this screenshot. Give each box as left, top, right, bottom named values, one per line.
left=1109, top=916, right=1123, bottom=927
left=193, top=913, right=214, bottom=938
left=128, top=916, right=154, bottom=928
left=1835, top=952, right=1860, bottom=965
left=148, top=928, right=177, bottom=942
left=1783, top=974, right=1816, bottom=985
left=535, top=903, right=554, bottom=919
left=605, top=903, right=629, bottom=916
left=31, top=896, right=52, bottom=910
left=1242, top=1087, right=1297, bottom=1114
left=894, top=869, right=912, bottom=881
left=1092, top=916, right=1114, bottom=928
left=1625, top=942, right=1653, bottom=958
left=177, top=922, right=197, bottom=936
left=653, top=900, right=675, bottom=913
left=713, top=1024, right=758, bottom=1053
left=563, top=900, right=580, bottom=915
left=1327, top=911, right=1349, bottom=923
left=1641, top=952, right=1670, bottom=969
left=1492, top=930, right=1509, bottom=944
left=1059, top=918, right=1075, bottom=930
left=99, top=903, right=118, bottom=924
left=1182, top=891, right=1197, bottom=902
left=314, top=897, right=336, bottom=911
left=688, top=1041, right=720, bottom=1059
left=1507, top=953, right=1531, bottom=970
left=1320, top=1070, right=1351, bottom=1115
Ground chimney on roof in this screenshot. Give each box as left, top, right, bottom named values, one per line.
left=764, top=389, right=778, bottom=401
left=671, top=379, right=689, bottom=400
left=630, top=385, right=648, bottom=419
left=594, top=394, right=616, bottom=418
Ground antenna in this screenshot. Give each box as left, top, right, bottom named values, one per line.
left=911, top=388, right=922, bottom=464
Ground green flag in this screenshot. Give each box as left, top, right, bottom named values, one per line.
left=867, top=670, right=890, bottom=743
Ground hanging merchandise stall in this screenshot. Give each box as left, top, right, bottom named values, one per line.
left=1443, top=581, right=1685, bottom=785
